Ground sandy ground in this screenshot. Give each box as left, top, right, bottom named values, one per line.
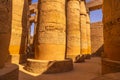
left=19, top=57, right=102, bottom=80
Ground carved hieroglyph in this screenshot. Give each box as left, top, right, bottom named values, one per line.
left=35, top=0, right=66, bottom=60
left=66, top=0, right=81, bottom=60
left=9, top=0, right=28, bottom=54
left=0, top=0, right=11, bottom=68
left=103, top=0, right=120, bottom=61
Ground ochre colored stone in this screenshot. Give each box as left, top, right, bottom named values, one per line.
left=0, top=0, right=11, bottom=68
left=35, top=0, right=66, bottom=60
left=80, top=0, right=87, bottom=15
left=86, top=13, right=91, bottom=55
left=103, top=0, right=120, bottom=61
left=25, top=59, right=73, bottom=74
left=66, top=0, right=81, bottom=61
left=102, top=0, right=120, bottom=74
left=80, top=0, right=88, bottom=55
left=80, top=15, right=88, bottom=55
left=9, top=0, right=28, bottom=55
left=90, top=22, right=103, bottom=56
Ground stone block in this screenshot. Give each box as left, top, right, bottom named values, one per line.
left=24, top=59, right=73, bottom=74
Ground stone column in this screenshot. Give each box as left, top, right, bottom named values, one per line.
left=80, top=0, right=88, bottom=58
left=66, top=0, right=83, bottom=62
left=9, top=0, right=28, bottom=63
left=86, top=12, right=91, bottom=59
left=25, top=0, right=73, bottom=74
left=0, top=0, right=18, bottom=80
left=102, top=0, right=120, bottom=74
left=0, top=0, right=10, bottom=69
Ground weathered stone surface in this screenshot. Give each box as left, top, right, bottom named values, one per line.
left=35, top=0, right=66, bottom=60
left=66, top=0, right=81, bottom=62
left=8, top=54, right=27, bottom=64
left=91, top=22, right=103, bottom=56
left=80, top=0, right=87, bottom=15
left=80, top=15, right=88, bottom=55
left=9, top=0, right=28, bottom=56
left=80, top=0, right=88, bottom=55
left=102, top=0, right=120, bottom=74
left=86, top=13, right=91, bottom=55
left=0, top=64, right=19, bottom=80
left=24, top=59, right=73, bottom=74
left=0, top=0, right=11, bottom=68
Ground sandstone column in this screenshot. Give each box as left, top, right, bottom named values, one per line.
left=102, top=0, right=120, bottom=74
left=25, top=0, right=73, bottom=74
left=0, top=0, right=18, bottom=80
left=86, top=12, right=91, bottom=59
left=35, top=0, right=66, bottom=60
left=0, top=0, right=10, bottom=69
left=80, top=0, right=88, bottom=58
left=66, top=0, right=82, bottom=62
left=9, top=0, right=28, bottom=63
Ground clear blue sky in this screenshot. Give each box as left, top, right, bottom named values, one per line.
left=31, top=0, right=102, bottom=36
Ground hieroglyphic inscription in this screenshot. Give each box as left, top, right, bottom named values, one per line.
left=38, top=23, right=66, bottom=44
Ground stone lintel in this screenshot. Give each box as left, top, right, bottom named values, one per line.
left=86, top=0, right=103, bottom=11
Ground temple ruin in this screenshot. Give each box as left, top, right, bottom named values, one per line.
left=0, top=0, right=120, bottom=80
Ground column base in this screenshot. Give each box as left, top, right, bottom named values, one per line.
left=0, top=64, right=19, bottom=80
left=8, top=54, right=27, bottom=64
left=24, top=58, right=73, bottom=74
left=67, top=55, right=85, bottom=63
left=102, top=58, right=120, bottom=74
left=84, top=54, right=91, bottom=59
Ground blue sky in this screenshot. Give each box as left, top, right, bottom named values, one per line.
left=31, top=0, right=102, bottom=36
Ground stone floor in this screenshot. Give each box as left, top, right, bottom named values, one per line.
left=19, top=57, right=102, bottom=80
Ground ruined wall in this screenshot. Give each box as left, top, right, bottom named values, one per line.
left=90, top=22, right=103, bottom=56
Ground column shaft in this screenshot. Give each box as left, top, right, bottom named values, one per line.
left=86, top=13, right=91, bottom=55
left=0, top=0, right=11, bottom=68
left=66, top=0, right=81, bottom=61
left=9, top=0, right=28, bottom=63
left=35, top=0, right=66, bottom=60
left=80, top=0, right=88, bottom=55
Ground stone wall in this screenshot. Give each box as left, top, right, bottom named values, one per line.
left=90, top=22, right=103, bottom=56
